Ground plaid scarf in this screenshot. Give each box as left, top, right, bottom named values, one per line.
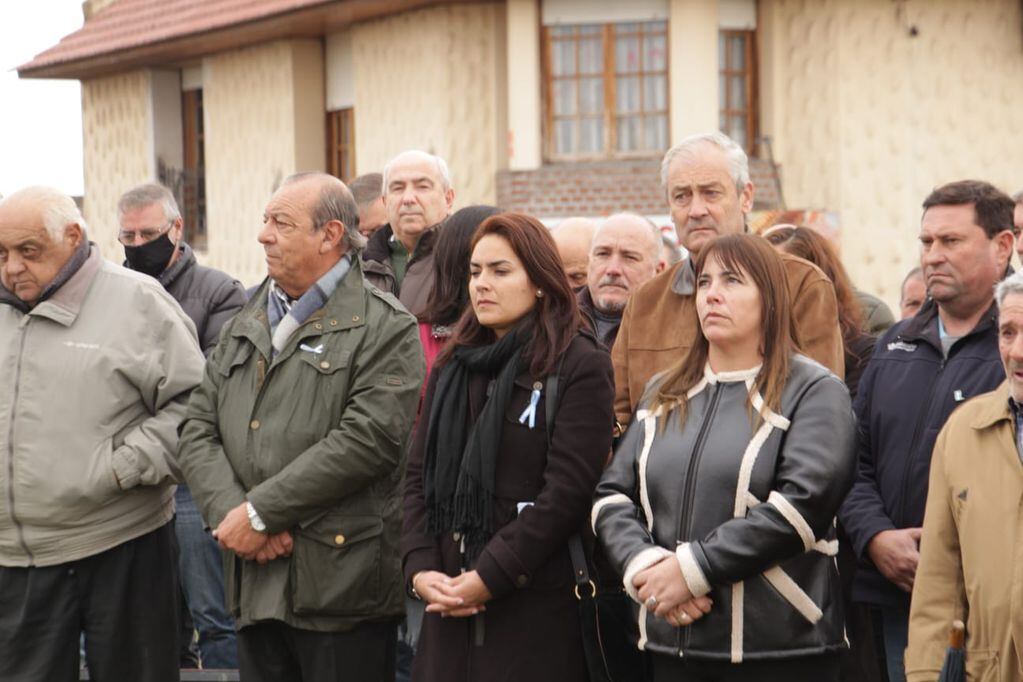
left=267, top=255, right=352, bottom=357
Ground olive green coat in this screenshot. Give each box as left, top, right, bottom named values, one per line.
left=178, top=257, right=425, bottom=632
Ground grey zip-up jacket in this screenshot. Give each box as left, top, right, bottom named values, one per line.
left=0, top=247, right=205, bottom=567
left=593, top=356, right=856, bottom=662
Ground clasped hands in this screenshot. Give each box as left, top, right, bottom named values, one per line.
left=413, top=570, right=492, bottom=618
left=212, top=502, right=293, bottom=564
left=634, top=555, right=713, bottom=628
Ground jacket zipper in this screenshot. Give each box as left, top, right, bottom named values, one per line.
left=6, top=324, right=34, bottom=563
left=676, top=383, right=722, bottom=653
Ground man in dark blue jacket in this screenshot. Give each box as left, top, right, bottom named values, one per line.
left=840, top=180, right=1015, bottom=682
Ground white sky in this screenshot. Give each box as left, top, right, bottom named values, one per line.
left=0, top=0, right=85, bottom=197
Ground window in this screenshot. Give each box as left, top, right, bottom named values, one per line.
left=719, top=30, right=758, bottom=153
left=327, top=108, right=355, bottom=182
left=181, top=89, right=207, bottom=250
left=543, top=21, right=668, bottom=160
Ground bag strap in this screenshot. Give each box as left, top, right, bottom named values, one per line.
left=545, top=356, right=595, bottom=597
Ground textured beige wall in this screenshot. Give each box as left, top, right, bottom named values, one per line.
left=81, top=70, right=152, bottom=260
left=761, top=0, right=1023, bottom=308
left=203, top=39, right=325, bottom=286
left=669, top=0, right=719, bottom=140
left=352, top=4, right=503, bottom=206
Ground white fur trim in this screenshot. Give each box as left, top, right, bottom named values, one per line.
left=675, top=543, right=712, bottom=598
left=814, top=538, right=839, bottom=556
left=763, top=566, right=823, bottom=623
left=622, top=546, right=673, bottom=602
left=705, top=363, right=762, bottom=384
left=591, top=493, right=634, bottom=533
left=637, top=413, right=658, bottom=533
left=732, top=420, right=775, bottom=519
left=749, top=389, right=791, bottom=431
left=637, top=604, right=649, bottom=650
left=767, top=491, right=816, bottom=552
left=731, top=581, right=744, bottom=663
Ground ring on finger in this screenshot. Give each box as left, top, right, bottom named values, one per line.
left=645, top=596, right=658, bottom=610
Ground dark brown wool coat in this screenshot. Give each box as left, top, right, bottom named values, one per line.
left=401, top=333, right=614, bottom=682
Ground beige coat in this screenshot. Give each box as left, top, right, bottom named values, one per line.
left=0, top=247, right=205, bottom=567
left=906, top=381, right=1023, bottom=682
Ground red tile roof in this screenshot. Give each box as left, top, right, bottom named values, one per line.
left=18, top=0, right=464, bottom=79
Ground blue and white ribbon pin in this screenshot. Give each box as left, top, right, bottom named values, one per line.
left=518, top=382, right=543, bottom=429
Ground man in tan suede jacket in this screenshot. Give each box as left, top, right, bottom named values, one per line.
left=611, top=132, right=844, bottom=428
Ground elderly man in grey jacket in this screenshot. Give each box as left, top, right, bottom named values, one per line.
left=0, top=186, right=205, bottom=682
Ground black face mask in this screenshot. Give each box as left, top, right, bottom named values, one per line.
left=124, top=232, right=176, bottom=278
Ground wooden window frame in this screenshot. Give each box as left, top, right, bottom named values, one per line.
left=541, top=20, right=670, bottom=162
left=181, top=88, right=207, bottom=251
left=327, top=108, right=356, bottom=182
left=719, top=29, right=759, bottom=156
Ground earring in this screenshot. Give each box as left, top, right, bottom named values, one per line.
left=536, top=290, right=543, bottom=298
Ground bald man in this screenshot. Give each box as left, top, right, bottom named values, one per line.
left=578, top=213, right=663, bottom=349
left=552, top=216, right=597, bottom=290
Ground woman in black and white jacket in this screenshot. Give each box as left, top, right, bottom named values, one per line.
left=593, top=234, right=856, bottom=681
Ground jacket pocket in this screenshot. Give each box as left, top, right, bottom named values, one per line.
left=965, top=649, right=998, bottom=682
left=297, top=346, right=351, bottom=375
left=217, top=340, right=255, bottom=378
left=290, top=514, right=383, bottom=616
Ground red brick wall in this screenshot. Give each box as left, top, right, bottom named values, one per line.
left=495, top=157, right=783, bottom=217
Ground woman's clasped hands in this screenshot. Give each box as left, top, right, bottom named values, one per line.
left=413, top=569, right=493, bottom=618
left=633, top=556, right=713, bottom=628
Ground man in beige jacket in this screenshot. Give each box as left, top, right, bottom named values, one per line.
left=0, top=187, right=205, bottom=681
left=905, top=268, right=1023, bottom=681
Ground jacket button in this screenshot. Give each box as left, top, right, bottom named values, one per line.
left=314, top=323, right=323, bottom=330
left=250, top=420, right=260, bottom=430
left=352, top=315, right=360, bottom=322
left=334, top=534, right=345, bottom=545
left=516, top=575, right=528, bottom=587
left=320, top=361, right=331, bottom=370
left=330, top=320, right=338, bottom=326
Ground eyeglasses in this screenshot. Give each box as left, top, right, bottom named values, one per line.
left=118, top=220, right=172, bottom=245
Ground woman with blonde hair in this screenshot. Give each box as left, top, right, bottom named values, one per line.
left=594, top=234, right=856, bottom=681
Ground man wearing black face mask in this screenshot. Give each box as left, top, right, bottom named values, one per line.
left=117, top=183, right=246, bottom=671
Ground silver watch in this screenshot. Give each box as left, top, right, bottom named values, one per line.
left=246, top=502, right=267, bottom=532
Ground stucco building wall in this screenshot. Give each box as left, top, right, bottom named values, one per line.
left=351, top=3, right=503, bottom=207
left=202, top=39, right=325, bottom=286
left=761, top=0, right=1023, bottom=307
left=81, top=70, right=152, bottom=260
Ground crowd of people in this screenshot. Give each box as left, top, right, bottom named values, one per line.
left=0, top=130, right=1021, bottom=682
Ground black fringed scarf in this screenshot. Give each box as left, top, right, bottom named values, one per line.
left=423, top=325, right=530, bottom=562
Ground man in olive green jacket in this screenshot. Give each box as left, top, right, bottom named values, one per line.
left=178, top=173, right=424, bottom=682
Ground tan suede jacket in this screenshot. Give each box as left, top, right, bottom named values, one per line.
left=611, top=253, right=844, bottom=426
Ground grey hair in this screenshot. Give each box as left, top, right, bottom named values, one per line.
left=2, top=186, right=87, bottom=241
left=117, top=182, right=181, bottom=223
left=382, top=150, right=452, bottom=192
left=1013, top=189, right=1023, bottom=204
left=996, top=270, right=1023, bottom=308
left=660, top=131, right=751, bottom=195
left=597, top=212, right=662, bottom=259
left=282, top=172, right=367, bottom=251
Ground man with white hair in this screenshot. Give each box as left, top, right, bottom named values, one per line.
left=362, top=150, right=454, bottom=317
left=0, top=186, right=205, bottom=680
left=578, top=212, right=663, bottom=349
left=611, top=132, right=843, bottom=428
left=904, top=268, right=1023, bottom=682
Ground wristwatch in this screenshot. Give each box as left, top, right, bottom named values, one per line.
left=246, top=502, right=267, bottom=533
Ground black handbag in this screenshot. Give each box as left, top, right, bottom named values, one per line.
left=545, top=370, right=647, bottom=682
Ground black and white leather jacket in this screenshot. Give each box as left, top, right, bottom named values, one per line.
left=593, top=355, right=856, bottom=663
